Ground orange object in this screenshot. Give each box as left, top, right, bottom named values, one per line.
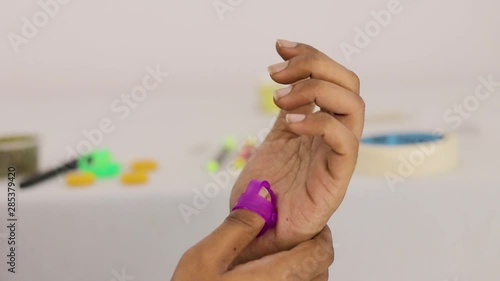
left=66, top=171, right=95, bottom=187
left=131, top=160, right=158, bottom=171
left=121, top=171, right=148, bottom=185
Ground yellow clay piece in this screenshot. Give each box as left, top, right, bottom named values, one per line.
left=131, top=160, right=158, bottom=171
left=121, top=171, right=148, bottom=185
left=66, top=171, right=95, bottom=187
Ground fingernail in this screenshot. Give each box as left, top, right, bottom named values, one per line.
left=268, top=61, right=289, bottom=75
left=258, top=187, right=271, bottom=201
left=277, top=39, right=298, bottom=48
left=286, top=114, right=306, bottom=123
left=273, top=85, right=292, bottom=100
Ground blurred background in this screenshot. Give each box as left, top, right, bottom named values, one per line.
left=0, top=0, right=499, bottom=280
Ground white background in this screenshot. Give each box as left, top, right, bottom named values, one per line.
left=0, top=0, right=499, bottom=280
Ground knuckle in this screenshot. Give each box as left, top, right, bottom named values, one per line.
left=316, top=111, right=333, bottom=124
left=298, top=42, right=320, bottom=54
left=357, top=95, right=366, bottom=112
left=305, top=78, right=324, bottom=92
left=224, top=211, right=258, bottom=235
left=347, top=70, right=361, bottom=90
left=298, top=79, right=322, bottom=100
left=301, top=52, right=322, bottom=67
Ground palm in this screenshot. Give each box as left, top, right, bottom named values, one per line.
left=230, top=112, right=355, bottom=261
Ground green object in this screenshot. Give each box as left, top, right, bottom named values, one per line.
left=205, top=160, right=219, bottom=173
left=223, top=136, right=237, bottom=151
left=77, top=149, right=121, bottom=178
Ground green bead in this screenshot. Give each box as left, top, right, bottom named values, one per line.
left=205, top=160, right=219, bottom=173
left=77, top=149, right=121, bottom=178
left=223, top=135, right=237, bottom=151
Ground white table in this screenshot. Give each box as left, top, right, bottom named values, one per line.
left=1, top=78, right=499, bottom=281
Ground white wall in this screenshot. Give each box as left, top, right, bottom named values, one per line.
left=1, top=0, right=498, bottom=87
left=0, top=0, right=499, bottom=174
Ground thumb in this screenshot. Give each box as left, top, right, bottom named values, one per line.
left=196, top=209, right=265, bottom=270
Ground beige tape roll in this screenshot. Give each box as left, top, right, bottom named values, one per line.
left=355, top=133, right=458, bottom=177
left=0, top=135, right=38, bottom=177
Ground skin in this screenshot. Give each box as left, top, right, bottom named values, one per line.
left=172, top=40, right=364, bottom=280
left=171, top=210, right=334, bottom=281
left=230, top=40, right=364, bottom=263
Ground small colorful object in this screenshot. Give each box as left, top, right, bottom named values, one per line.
left=121, top=171, right=148, bottom=185
left=131, top=159, right=158, bottom=172
left=232, top=157, right=246, bottom=169
left=77, top=149, right=121, bottom=178
left=206, top=136, right=237, bottom=173
left=259, top=83, right=281, bottom=114
left=232, top=138, right=257, bottom=170
left=66, top=171, right=95, bottom=187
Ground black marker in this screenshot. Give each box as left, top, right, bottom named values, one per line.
left=20, top=159, right=78, bottom=188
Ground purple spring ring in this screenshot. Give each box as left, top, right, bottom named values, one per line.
left=232, top=180, right=277, bottom=236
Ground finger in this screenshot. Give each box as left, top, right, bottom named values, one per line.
left=194, top=209, right=265, bottom=270
left=224, top=226, right=334, bottom=281
left=268, top=40, right=360, bottom=94
left=285, top=111, right=359, bottom=156
left=274, top=79, right=365, bottom=139
left=285, top=111, right=359, bottom=197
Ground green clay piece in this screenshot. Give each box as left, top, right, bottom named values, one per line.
left=77, top=149, right=121, bottom=178
left=205, top=160, right=219, bottom=173
left=223, top=136, right=237, bottom=151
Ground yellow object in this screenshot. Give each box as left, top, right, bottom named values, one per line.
left=131, top=159, right=158, bottom=171
left=121, top=171, right=148, bottom=185
left=259, top=83, right=280, bottom=114
left=206, top=160, right=219, bottom=173
left=66, top=171, right=95, bottom=187
left=233, top=157, right=246, bottom=169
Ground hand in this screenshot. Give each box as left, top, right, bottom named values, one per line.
left=230, top=40, right=364, bottom=262
left=171, top=209, right=334, bottom=281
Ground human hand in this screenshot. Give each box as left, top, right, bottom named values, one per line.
left=231, top=40, right=364, bottom=262
left=172, top=209, right=334, bottom=281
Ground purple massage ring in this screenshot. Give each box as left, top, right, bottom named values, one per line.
left=232, top=180, right=277, bottom=236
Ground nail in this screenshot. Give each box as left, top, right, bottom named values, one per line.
left=286, top=114, right=306, bottom=123
left=277, top=39, right=298, bottom=48
left=273, top=85, right=292, bottom=100
left=258, top=187, right=271, bottom=201
left=268, top=61, right=289, bottom=75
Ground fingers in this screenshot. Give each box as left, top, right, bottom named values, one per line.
left=275, top=226, right=334, bottom=281
left=274, top=79, right=365, bottom=139
left=192, top=209, right=265, bottom=270
left=224, top=226, right=334, bottom=281
left=269, top=40, right=360, bottom=95
left=285, top=111, right=359, bottom=156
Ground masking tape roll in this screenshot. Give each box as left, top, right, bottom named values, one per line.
left=356, top=132, right=458, bottom=177
left=0, top=135, right=38, bottom=177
